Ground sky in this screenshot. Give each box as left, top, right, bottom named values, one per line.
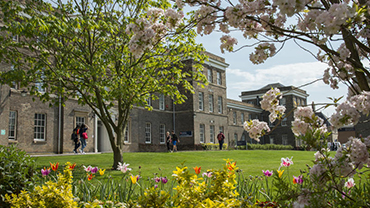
left=195, top=32, right=348, bottom=117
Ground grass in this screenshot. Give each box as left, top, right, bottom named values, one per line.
left=33, top=150, right=316, bottom=180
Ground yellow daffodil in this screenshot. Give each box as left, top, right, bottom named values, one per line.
left=99, top=168, right=106, bottom=176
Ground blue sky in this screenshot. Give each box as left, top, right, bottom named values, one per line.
left=196, top=32, right=348, bottom=117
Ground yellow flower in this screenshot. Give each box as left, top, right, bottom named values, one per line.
left=277, top=169, right=284, bottom=178
left=130, top=175, right=139, bottom=184
left=99, top=168, right=106, bottom=176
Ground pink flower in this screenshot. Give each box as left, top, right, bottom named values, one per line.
left=91, top=166, right=98, bottom=174
left=83, top=165, right=92, bottom=172
left=345, top=178, right=355, bottom=188
left=281, top=157, right=293, bottom=167
left=41, top=167, right=51, bottom=177
left=293, top=175, right=303, bottom=184
left=161, top=177, right=168, bottom=184
left=202, top=172, right=213, bottom=178
left=117, top=162, right=132, bottom=173
left=262, top=170, right=273, bottom=177
left=155, top=177, right=161, bottom=183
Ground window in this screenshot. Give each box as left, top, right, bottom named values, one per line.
left=270, top=136, right=274, bottom=144
left=76, top=116, right=85, bottom=127
left=199, top=92, right=204, bottom=111
left=295, top=137, right=303, bottom=147
left=124, top=122, right=130, bottom=143
left=219, top=126, right=224, bottom=134
left=301, top=99, right=306, bottom=106
left=35, top=70, right=46, bottom=93
left=282, top=134, right=288, bottom=145
left=208, top=69, right=213, bottom=83
left=216, top=71, right=221, bottom=85
left=159, top=94, right=165, bottom=110
left=9, top=111, right=17, bottom=140
left=234, top=133, right=238, bottom=142
left=210, top=125, right=215, bottom=143
left=233, top=112, right=237, bottom=125
left=34, top=113, right=46, bottom=141
left=280, top=97, right=286, bottom=106
left=160, top=124, right=165, bottom=144
left=218, top=96, right=223, bottom=114
left=146, top=94, right=151, bottom=106
left=281, top=117, right=287, bottom=126
left=294, top=97, right=298, bottom=107
left=241, top=134, right=246, bottom=141
left=12, top=34, right=18, bottom=42
left=200, top=124, right=205, bottom=143
left=241, top=113, right=244, bottom=123
left=145, top=122, right=151, bottom=143
left=248, top=114, right=252, bottom=121
left=10, top=65, right=18, bottom=89
left=209, top=94, right=213, bottom=112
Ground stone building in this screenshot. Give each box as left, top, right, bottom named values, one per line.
left=1, top=50, right=314, bottom=154
left=240, top=83, right=309, bottom=147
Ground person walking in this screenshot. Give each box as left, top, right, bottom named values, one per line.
left=166, top=131, right=172, bottom=152
left=171, top=130, right=179, bottom=152
left=217, top=131, right=225, bottom=150
left=72, top=124, right=81, bottom=154
left=79, top=123, right=89, bottom=154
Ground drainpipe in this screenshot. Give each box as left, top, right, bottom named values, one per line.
left=94, top=114, right=98, bottom=153
left=173, top=100, right=175, bottom=132
left=58, top=95, right=62, bottom=154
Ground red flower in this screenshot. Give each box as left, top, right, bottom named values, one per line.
left=68, top=163, right=76, bottom=170
left=50, top=162, right=59, bottom=171
left=87, top=173, right=94, bottom=181
left=193, top=166, right=201, bottom=174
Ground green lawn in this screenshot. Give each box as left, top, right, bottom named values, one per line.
left=33, top=150, right=316, bottom=179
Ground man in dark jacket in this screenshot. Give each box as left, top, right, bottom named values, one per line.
left=217, top=131, right=225, bottom=150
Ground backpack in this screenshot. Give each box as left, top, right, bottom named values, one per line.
left=217, top=133, right=224, bottom=141
left=71, top=128, right=78, bottom=141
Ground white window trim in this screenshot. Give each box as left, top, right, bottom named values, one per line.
left=145, top=122, right=151, bottom=143
left=209, top=94, right=213, bottom=112
left=159, top=94, right=165, bottom=110
left=199, top=92, right=204, bottom=111
left=9, top=111, right=17, bottom=140
left=200, top=124, right=205, bottom=143
left=159, top=124, right=165, bottom=144
left=210, top=125, right=215, bottom=143
left=218, top=96, right=223, bottom=114
left=124, top=121, right=130, bottom=144
left=34, top=113, right=46, bottom=141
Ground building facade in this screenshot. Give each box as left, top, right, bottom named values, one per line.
left=1, top=52, right=316, bottom=154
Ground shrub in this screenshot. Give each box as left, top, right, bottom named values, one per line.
left=201, top=143, right=227, bottom=150
left=247, top=143, right=293, bottom=150
left=0, top=145, right=37, bottom=207
left=5, top=162, right=78, bottom=208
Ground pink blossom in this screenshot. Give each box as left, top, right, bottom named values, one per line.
left=41, top=167, right=51, bottom=177
left=91, top=166, right=98, bottom=174
left=83, top=165, right=92, bottom=172
left=117, top=162, right=132, bottom=173
left=161, top=177, right=168, bottom=184
left=281, top=157, right=293, bottom=167
left=262, top=170, right=273, bottom=177
left=344, top=178, right=355, bottom=189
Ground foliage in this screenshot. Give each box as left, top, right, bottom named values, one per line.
left=0, top=145, right=37, bottom=207
left=5, top=162, right=77, bottom=208
left=0, top=0, right=207, bottom=169
left=201, top=143, right=227, bottom=150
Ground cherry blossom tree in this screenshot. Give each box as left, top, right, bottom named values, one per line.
left=180, top=0, right=370, bottom=93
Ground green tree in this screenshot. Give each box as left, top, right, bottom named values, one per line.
left=0, top=0, right=207, bottom=168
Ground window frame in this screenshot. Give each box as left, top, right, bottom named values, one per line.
left=9, top=111, right=17, bottom=140
left=282, top=134, right=288, bottom=145
left=200, top=124, right=205, bottom=143
left=159, top=124, right=165, bottom=144
left=145, top=122, right=151, bottom=143
left=159, top=94, right=165, bottom=110
left=209, top=94, right=214, bottom=112
left=34, top=113, right=46, bottom=141
left=216, top=71, right=221, bottom=85
left=233, top=111, right=237, bottom=125
left=124, top=121, right=130, bottom=143
left=210, top=125, right=215, bottom=143
left=199, top=92, right=204, bottom=111
left=207, top=68, right=213, bottom=83
left=218, top=96, right=223, bottom=114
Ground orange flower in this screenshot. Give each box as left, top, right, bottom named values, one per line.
left=87, top=173, right=94, bottom=181
left=228, top=161, right=236, bottom=171
left=68, top=163, right=76, bottom=170
left=193, top=166, right=201, bottom=174
left=50, top=162, right=59, bottom=171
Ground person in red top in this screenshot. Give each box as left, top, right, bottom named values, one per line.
left=217, top=131, right=225, bottom=150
